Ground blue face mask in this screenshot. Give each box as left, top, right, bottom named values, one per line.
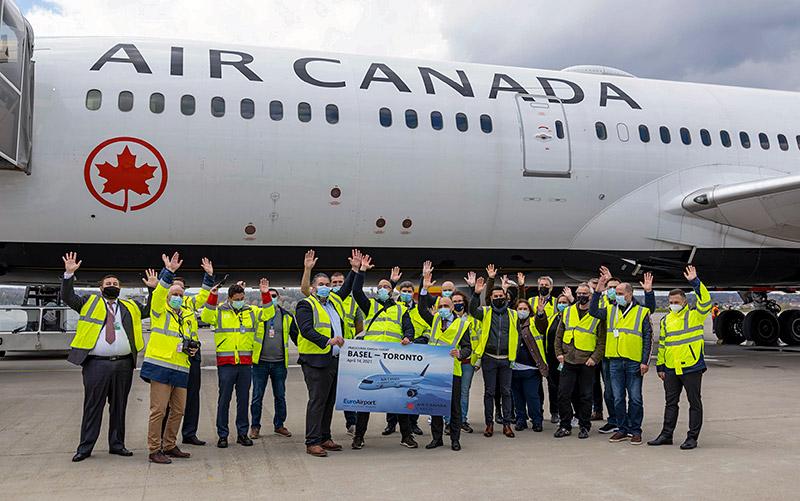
left=606, top=289, right=616, bottom=300
left=557, top=303, right=568, bottom=312
left=332, top=286, right=341, bottom=293
left=442, top=290, right=453, bottom=298
left=438, top=308, right=453, bottom=320
left=616, top=296, right=627, bottom=307
left=399, top=292, right=413, bottom=303
left=232, top=299, right=246, bottom=310
left=316, top=286, right=331, bottom=298
left=377, top=288, right=390, bottom=301
left=453, top=303, right=465, bottom=312
left=168, top=295, right=183, bottom=309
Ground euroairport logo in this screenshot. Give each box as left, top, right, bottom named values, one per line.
left=343, top=398, right=377, bottom=406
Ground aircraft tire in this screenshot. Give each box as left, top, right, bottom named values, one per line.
left=778, top=310, right=800, bottom=346
left=716, top=310, right=744, bottom=344
left=744, top=310, right=780, bottom=346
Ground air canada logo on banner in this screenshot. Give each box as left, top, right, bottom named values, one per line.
left=84, top=137, right=168, bottom=212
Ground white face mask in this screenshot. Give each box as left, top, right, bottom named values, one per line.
left=669, top=303, right=684, bottom=313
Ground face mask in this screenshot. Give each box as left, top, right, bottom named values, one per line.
left=316, top=285, right=331, bottom=298
left=331, top=286, right=341, bottom=293
left=377, top=288, right=390, bottom=301
left=102, top=286, right=120, bottom=299
left=491, top=298, right=507, bottom=309
left=399, top=292, right=413, bottom=303
left=576, top=295, right=590, bottom=305
left=232, top=299, right=246, bottom=310
left=168, top=295, right=183, bottom=309
left=538, top=286, right=550, bottom=296
left=669, top=303, right=684, bottom=313
left=557, top=303, right=568, bottom=312
left=615, top=296, right=627, bottom=307
left=517, top=309, right=530, bottom=320
left=438, top=308, right=453, bottom=320
left=442, top=290, right=454, bottom=298
left=453, top=303, right=465, bottom=312
left=606, top=289, right=616, bottom=300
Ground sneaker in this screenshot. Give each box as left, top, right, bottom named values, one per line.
left=598, top=423, right=619, bottom=434
left=550, top=413, right=559, bottom=424
left=571, top=417, right=579, bottom=427
left=382, top=425, right=396, bottom=436
left=495, top=416, right=503, bottom=425
left=578, top=428, right=589, bottom=439
left=400, top=436, right=419, bottom=449
left=412, top=425, right=424, bottom=436
left=630, top=435, right=643, bottom=445
left=351, top=437, right=365, bottom=450
left=346, top=425, right=356, bottom=437
left=461, top=422, right=474, bottom=434
left=217, top=437, right=228, bottom=448
left=590, top=411, right=603, bottom=421
left=236, top=435, right=253, bottom=446
left=554, top=427, right=571, bottom=438
left=532, top=423, right=543, bottom=433
left=514, top=422, right=527, bottom=431
left=609, top=432, right=629, bottom=443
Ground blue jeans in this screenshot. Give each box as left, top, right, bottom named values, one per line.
left=250, top=361, right=288, bottom=430
left=602, top=359, right=618, bottom=426
left=217, top=364, right=251, bottom=438
left=511, top=369, right=543, bottom=427
left=609, top=358, right=644, bottom=435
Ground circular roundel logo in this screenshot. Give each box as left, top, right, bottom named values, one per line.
left=84, top=137, right=168, bottom=212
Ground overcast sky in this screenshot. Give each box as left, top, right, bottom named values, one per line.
left=13, top=0, right=800, bottom=91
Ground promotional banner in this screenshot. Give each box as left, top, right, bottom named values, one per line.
left=336, top=339, right=454, bottom=416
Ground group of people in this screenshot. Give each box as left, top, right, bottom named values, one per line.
left=61, top=248, right=711, bottom=463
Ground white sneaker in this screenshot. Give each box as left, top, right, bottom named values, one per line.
left=427, top=416, right=432, bottom=425
left=571, top=417, right=579, bottom=427
left=346, top=425, right=355, bottom=437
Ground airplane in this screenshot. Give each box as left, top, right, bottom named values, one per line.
left=1, top=0, right=800, bottom=348
left=358, top=360, right=433, bottom=397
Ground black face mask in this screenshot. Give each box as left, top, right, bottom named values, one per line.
left=491, top=298, right=507, bottom=309
left=102, top=286, right=121, bottom=299
left=453, top=303, right=465, bottom=312
left=576, top=295, right=590, bottom=305
left=538, top=286, right=550, bottom=296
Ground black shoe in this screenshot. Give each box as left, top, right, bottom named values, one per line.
left=237, top=435, right=253, bottom=446
left=72, top=452, right=90, bottom=462
left=578, top=428, right=590, bottom=439
left=182, top=436, right=206, bottom=446
left=451, top=440, right=461, bottom=451
left=217, top=437, right=228, bottom=448
left=109, top=448, right=133, bottom=457
left=461, top=422, right=474, bottom=434
left=444, top=424, right=451, bottom=435
left=412, top=425, right=424, bottom=436
left=550, top=413, right=559, bottom=424
left=494, top=416, right=503, bottom=425
left=400, top=436, right=419, bottom=448
left=532, top=424, right=543, bottom=433
left=647, top=434, right=674, bottom=446
left=514, top=423, right=527, bottom=431
left=382, top=425, right=396, bottom=436
left=425, top=439, right=444, bottom=449
left=554, top=427, right=571, bottom=438
left=680, top=437, right=698, bottom=450
left=351, top=437, right=365, bottom=450
left=598, top=423, right=619, bottom=434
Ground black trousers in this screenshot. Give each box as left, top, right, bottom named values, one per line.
left=301, top=359, right=338, bottom=446
left=432, top=375, right=462, bottom=442
left=182, top=356, right=201, bottom=439
left=661, top=371, right=704, bottom=440
left=545, top=353, right=560, bottom=416
left=482, top=356, right=512, bottom=425
left=77, top=356, right=134, bottom=455
left=557, top=362, right=594, bottom=431
left=358, top=412, right=411, bottom=440
left=387, top=412, right=418, bottom=428
left=592, top=362, right=604, bottom=414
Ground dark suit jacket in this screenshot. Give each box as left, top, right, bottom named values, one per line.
left=62, top=276, right=152, bottom=367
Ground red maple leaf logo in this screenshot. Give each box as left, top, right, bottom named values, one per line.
left=95, top=146, right=157, bottom=211
left=406, top=403, right=415, bottom=410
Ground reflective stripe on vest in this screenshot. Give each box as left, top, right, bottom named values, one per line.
left=71, top=295, right=143, bottom=353
left=364, top=301, right=405, bottom=342
left=297, top=296, right=333, bottom=355
left=606, top=303, right=645, bottom=362
left=563, top=305, right=599, bottom=352
left=661, top=309, right=705, bottom=374
left=430, top=315, right=469, bottom=377
left=78, top=296, right=105, bottom=325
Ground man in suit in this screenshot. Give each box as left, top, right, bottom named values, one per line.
left=61, top=252, right=152, bottom=462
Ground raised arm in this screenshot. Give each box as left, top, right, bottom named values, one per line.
left=640, top=271, right=656, bottom=313
left=300, top=249, right=317, bottom=297
left=685, top=266, right=712, bottom=323
left=60, top=252, right=87, bottom=313
left=335, top=249, right=362, bottom=301
left=469, top=275, right=486, bottom=320
left=417, top=271, right=436, bottom=325
left=258, top=278, right=276, bottom=322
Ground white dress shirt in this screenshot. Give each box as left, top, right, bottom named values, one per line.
left=65, top=272, right=132, bottom=356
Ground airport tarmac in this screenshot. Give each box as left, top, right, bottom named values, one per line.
left=0, top=316, right=799, bottom=501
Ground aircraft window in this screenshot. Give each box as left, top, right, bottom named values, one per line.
left=325, top=104, right=339, bottom=124
left=617, top=123, right=629, bottom=142
left=700, top=129, right=711, bottom=146
left=660, top=126, right=671, bottom=144
left=379, top=107, right=392, bottom=127
left=431, top=111, right=443, bottom=130
left=595, top=121, right=607, bottom=140
left=720, top=130, right=731, bottom=147
left=240, top=98, right=254, bottom=119
left=269, top=100, right=283, bottom=121
left=680, top=127, right=691, bottom=145
left=553, top=119, right=563, bottom=138
left=639, top=124, right=650, bottom=143
left=759, top=132, right=770, bottom=150
left=778, top=134, right=789, bottom=151
left=181, top=94, right=195, bottom=116
left=456, top=112, right=468, bottom=132
left=211, top=96, right=225, bottom=117
left=298, top=102, right=312, bottom=122
left=362, top=379, right=373, bottom=384
left=118, top=91, right=133, bottom=112
left=740, top=131, right=751, bottom=149
left=405, top=109, right=418, bottom=129
left=149, top=93, right=164, bottom=114
left=85, top=89, right=102, bottom=111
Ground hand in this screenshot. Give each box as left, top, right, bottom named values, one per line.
left=486, top=264, right=497, bottom=279
left=473, top=362, right=481, bottom=371
left=162, top=252, right=183, bottom=273
left=200, top=257, right=214, bottom=276
left=500, top=275, right=510, bottom=292
left=334, top=336, right=345, bottom=347
left=62, top=252, right=82, bottom=274
left=327, top=337, right=339, bottom=346
left=517, top=272, right=526, bottom=287
left=464, top=271, right=477, bottom=288
left=210, top=284, right=220, bottom=295
left=684, top=265, right=697, bottom=282
left=188, top=347, right=199, bottom=356
left=597, top=265, right=611, bottom=291
left=237, top=280, right=247, bottom=288
left=474, top=276, right=486, bottom=294
left=540, top=365, right=549, bottom=378
left=348, top=249, right=362, bottom=271
left=304, top=249, right=318, bottom=270
left=423, top=272, right=436, bottom=290
left=142, top=268, right=158, bottom=288
left=658, top=371, right=665, bottom=381
left=556, top=355, right=564, bottom=364
left=259, top=278, right=270, bottom=294
left=562, top=286, right=573, bottom=303
left=640, top=364, right=650, bottom=376
left=422, top=260, right=434, bottom=277
left=585, top=358, right=596, bottom=367
left=640, top=272, right=653, bottom=292
left=401, top=337, right=411, bottom=345
left=537, top=298, right=546, bottom=314
left=449, top=348, right=459, bottom=358
left=390, top=266, right=402, bottom=282
left=360, top=254, right=374, bottom=272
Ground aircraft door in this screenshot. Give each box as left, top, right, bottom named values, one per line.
left=0, top=0, right=34, bottom=173
left=515, top=94, right=571, bottom=178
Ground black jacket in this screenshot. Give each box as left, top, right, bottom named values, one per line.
left=295, top=270, right=354, bottom=368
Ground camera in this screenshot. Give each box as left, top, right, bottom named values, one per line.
left=182, top=338, right=201, bottom=355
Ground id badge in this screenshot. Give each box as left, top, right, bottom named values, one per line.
left=613, top=328, right=620, bottom=338
left=114, top=320, right=122, bottom=330
left=176, top=342, right=183, bottom=353
left=268, top=328, right=276, bottom=339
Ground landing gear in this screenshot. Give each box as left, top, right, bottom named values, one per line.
left=716, top=310, right=744, bottom=344
left=778, top=310, right=800, bottom=346
left=744, top=310, right=780, bottom=346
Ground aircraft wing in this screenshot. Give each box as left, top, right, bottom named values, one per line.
left=682, top=173, right=800, bottom=243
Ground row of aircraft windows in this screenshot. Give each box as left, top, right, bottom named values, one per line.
left=595, top=121, right=800, bottom=151
left=84, top=90, right=494, bottom=133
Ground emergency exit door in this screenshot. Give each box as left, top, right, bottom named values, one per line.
left=515, top=94, right=571, bottom=178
